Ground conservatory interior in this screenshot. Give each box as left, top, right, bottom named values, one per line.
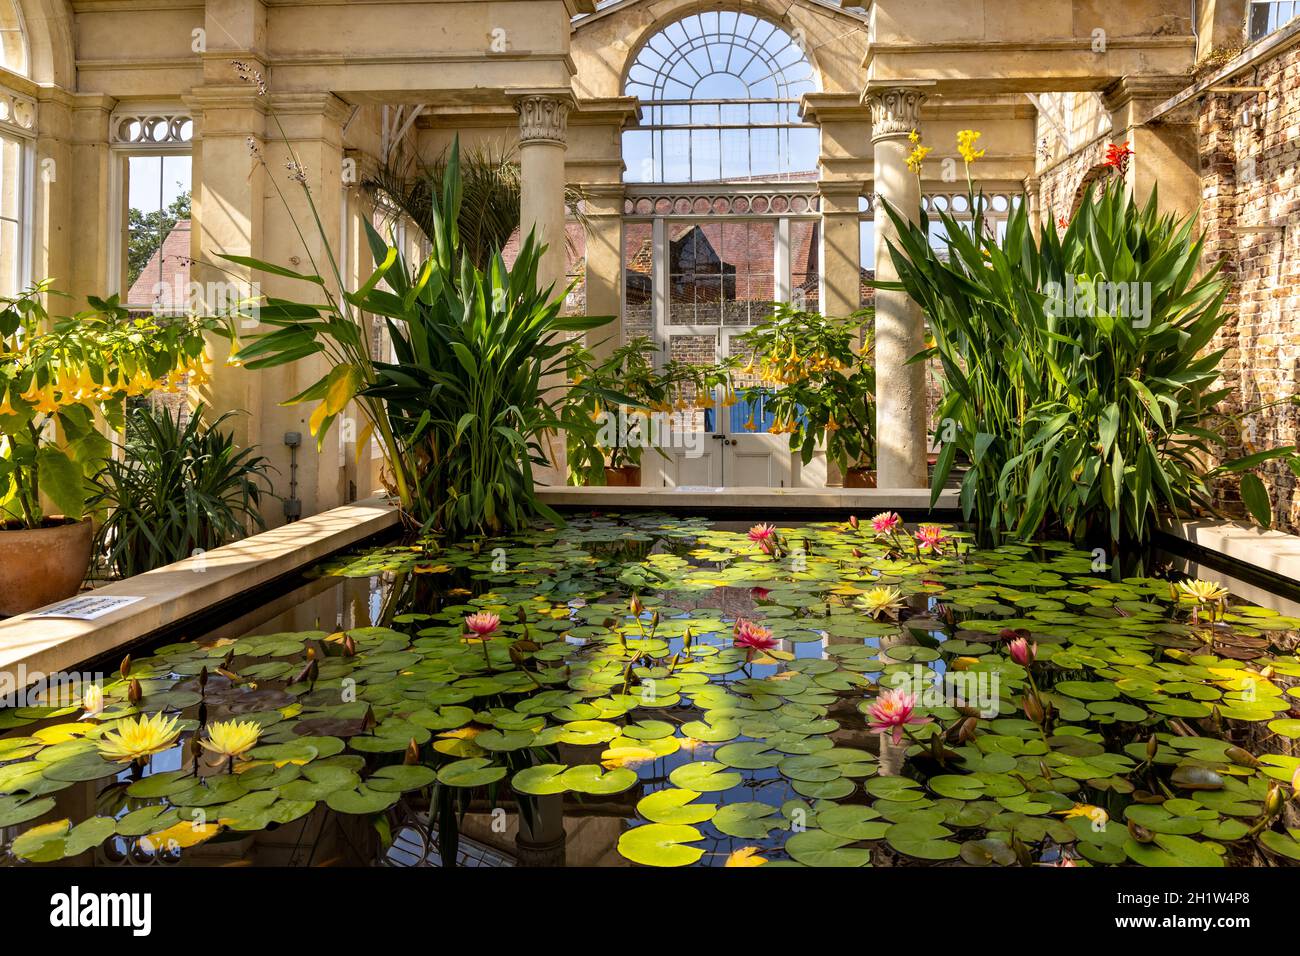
left=0, top=0, right=1299, bottom=872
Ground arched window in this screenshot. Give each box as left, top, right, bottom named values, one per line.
left=1, top=1, right=32, bottom=295
left=623, top=10, right=819, bottom=183
left=0, top=0, right=27, bottom=76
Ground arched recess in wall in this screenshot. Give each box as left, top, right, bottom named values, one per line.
left=10, top=0, right=75, bottom=87
left=1069, top=164, right=1113, bottom=218
left=620, top=5, right=820, bottom=183
left=0, top=0, right=28, bottom=75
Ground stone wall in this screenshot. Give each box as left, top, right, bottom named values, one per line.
left=1199, top=40, right=1300, bottom=532
left=1035, top=135, right=1111, bottom=227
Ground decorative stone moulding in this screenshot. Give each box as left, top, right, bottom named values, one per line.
left=867, top=87, right=927, bottom=142
left=514, top=95, right=570, bottom=146
left=0, top=85, right=36, bottom=137
left=110, top=110, right=194, bottom=146
left=623, top=191, right=821, bottom=217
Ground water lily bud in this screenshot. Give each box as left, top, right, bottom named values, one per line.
left=852, top=548, right=863, bottom=559
left=198, top=666, right=209, bottom=690
left=1265, top=783, right=1283, bottom=818
left=1225, top=746, right=1259, bottom=768
left=1128, top=819, right=1154, bottom=844
left=127, top=679, right=142, bottom=704
left=1146, top=734, right=1158, bottom=761
left=630, top=595, right=644, bottom=616
left=1023, top=694, right=1045, bottom=724
left=343, top=635, right=357, bottom=657
left=1291, top=766, right=1300, bottom=796
left=119, top=655, right=132, bottom=679
left=848, top=515, right=859, bottom=530
left=404, top=738, right=420, bottom=765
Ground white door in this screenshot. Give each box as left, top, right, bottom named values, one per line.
left=719, top=330, right=794, bottom=487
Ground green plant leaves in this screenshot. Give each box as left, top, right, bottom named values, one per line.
left=618, top=824, right=705, bottom=867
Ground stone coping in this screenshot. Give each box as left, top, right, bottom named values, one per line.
left=537, top=485, right=960, bottom=511
left=1160, top=519, right=1300, bottom=591
left=0, top=496, right=402, bottom=683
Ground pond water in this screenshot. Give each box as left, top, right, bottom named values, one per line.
left=3, top=513, right=1300, bottom=868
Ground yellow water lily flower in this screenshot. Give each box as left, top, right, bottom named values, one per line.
left=1057, top=803, right=1108, bottom=826
left=199, top=719, right=262, bottom=760
left=855, top=586, right=906, bottom=620
left=957, top=129, right=986, bottom=164
left=97, top=712, right=182, bottom=765
left=1176, top=579, right=1229, bottom=606
left=725, top=846, right=768, bottom=867
left=80, top=684, right=105, bottom=719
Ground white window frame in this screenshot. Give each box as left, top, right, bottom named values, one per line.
left=106, top=106, right=194, bottom=305
left=0, top=83, right=35, bottom=297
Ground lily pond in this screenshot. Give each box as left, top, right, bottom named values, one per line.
left=4, top=514, right=1300, bottom=868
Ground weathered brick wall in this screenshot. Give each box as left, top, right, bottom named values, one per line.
left=1200, top=41, right=1300, bottom=532
left=1036, top=136, right=1111, bottom=227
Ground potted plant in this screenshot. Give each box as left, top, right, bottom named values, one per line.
left=0, top=282, right=220, bottom=615
left=733, top=304, right=877, bottom=486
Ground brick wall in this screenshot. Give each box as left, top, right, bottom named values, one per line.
left=1199, top=41, right=1300, bottom=532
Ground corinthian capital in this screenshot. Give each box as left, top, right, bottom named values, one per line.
left=867, top=87, right=927, bottom=143
left=514, top=93, right=571, bottom=146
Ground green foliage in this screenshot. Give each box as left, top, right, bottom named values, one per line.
left=732, top=304, right=877, bottom=474
left=230, top=137, right=613, bottom=537
left=89, top=405, right=274, bottom=578
left=4, top=515, right=1299, bottom=868
left=0, top=282, right=225, bottom=529
left=367, top=142, right=587, bottom=270
left=876, top=178, right=1299, bottom=547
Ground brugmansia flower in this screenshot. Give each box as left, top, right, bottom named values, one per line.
left=914, top=524, right=950, bottom=554
left=464, top=612, right=501, bottom=636
left=733, top=619, right=778, bottom=660
left=97, top=712, right=182, bottom=765
left=856, top=586, right=906, bottom=620
left=1008, top=636, right=1037, bottom=666
left=867, top=688, right=932, bottom=744
left=199, top=719, right=262, bottom=760
left=956, top=129, right=986, bottom=164
left=871, top=512, right=902, bottom=535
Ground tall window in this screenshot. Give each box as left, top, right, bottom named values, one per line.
left=0, top=0, right=30, bottom=297
left=623, top=10, right=819, bottom=183
left=111, top=110, right=194, bottom=313
left=0, top=0, right=26, bottom=77
left=1249, top=1, right=1299, bottom=41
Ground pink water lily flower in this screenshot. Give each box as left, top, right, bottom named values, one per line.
left=1008, top=637, right=1037, bottom=667
left=747, top=523, right=777, bottom=543
left=870, top=512, right=902, bottom=535
left=914, top=523, right=950, bottom=554
left=733, top=619, right=778, bottom=660
left=464, top=612, right=500, bottom=636
left=867, top=687, right=933, bottom=745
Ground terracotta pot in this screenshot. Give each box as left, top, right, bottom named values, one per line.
left=844, top=466, right=877, bottom=489
left=603, top=465, right=642, bottom=487
left=0, top=519, right=94, bottom=617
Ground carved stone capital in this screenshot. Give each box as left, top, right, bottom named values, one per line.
left=867, top=87, right=926, bottom=143
left=514, top=94, right=570, bottom=146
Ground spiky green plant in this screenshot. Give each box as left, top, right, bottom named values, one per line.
left=877, top=178, right=1298, bottom=548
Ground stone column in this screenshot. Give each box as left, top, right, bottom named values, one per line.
left=513, top=91, right=573, bottom=484
left=582, top=186, right=625, bottom=363
left=868, top=87, right=928, bottom=489
left=513, top=92, right=572, bottom=299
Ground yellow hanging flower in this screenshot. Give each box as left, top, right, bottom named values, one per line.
left=97, top=712, right=182, bottom=765
left=0, top=389, right=16, bottom=417
left=743, top=412, right=757, bottom=432
left=957, top=129, right=986, bottom=164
